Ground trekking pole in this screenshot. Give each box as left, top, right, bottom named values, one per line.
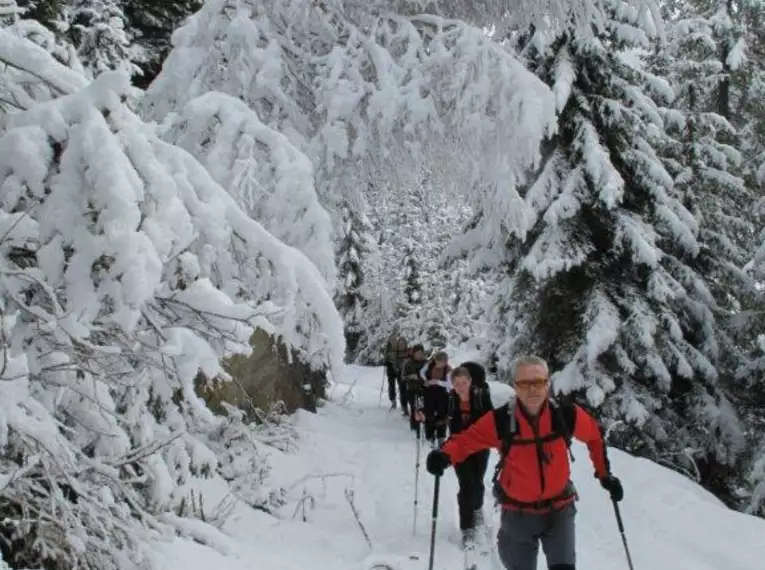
left=611, top=499, right=635, bottom=570
left=413, top=422, right=421, bottom=535
left=427, top=474, right=441, bottom=570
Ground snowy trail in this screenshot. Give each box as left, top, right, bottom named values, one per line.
left=153, top=362, right=765, bottom=570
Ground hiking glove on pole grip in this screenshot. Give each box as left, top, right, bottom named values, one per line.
left=600, top=475, right=624, bottom=502
left=426, top=450, right=450, bottom=476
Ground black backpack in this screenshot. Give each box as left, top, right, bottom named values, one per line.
left=459, top=361, right=488, bottom=389
left=491, top=397, right=576, bottom=489
left=447, top=385, right=487, bottom=421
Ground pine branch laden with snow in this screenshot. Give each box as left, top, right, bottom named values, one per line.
left=649, top=10, right=756, bottom=382
left=0, top=22, right=89, bottom=123
left=0, top=0, right=21, bottom=26
left=139, top=0, right=561, bottom=352
left=205, top=403, right=290, bottom=513
left=59, top=0, right=139, bottom=78
left=161, top=92, right=336, bottom=289
left=308, top=0, right=662, bottom=41
left=746, top=430, right=765, bottom=517
left=0, top=38, right=341, bottom=566
left=655, top=0, right=765, bottom=513
left=307, top=10, right=558, bottom=209
left=139, top=0, right=307, bottom=137
left=139, top=0, right=556, bottom=291
left=737, top=220, right=765, bottom=514
left=476, top=1, right=746, bottom=469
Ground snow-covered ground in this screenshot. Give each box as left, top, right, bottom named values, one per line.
left=151, top=362, right=765, bottom=570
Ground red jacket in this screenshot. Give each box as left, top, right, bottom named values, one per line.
left=441, top=399, right=609, bottom=512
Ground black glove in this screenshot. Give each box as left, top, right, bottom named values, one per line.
left=600, top=475, right=623, bottom=502
left=426, top=450, right=451, bottom=476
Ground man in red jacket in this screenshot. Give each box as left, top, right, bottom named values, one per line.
left=426, top=355, right=623, bottom=570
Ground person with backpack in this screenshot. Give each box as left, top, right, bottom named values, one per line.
left=384, top=335, right=409, bottom=411
left=401, top=344, right=428, bottom=429
left=416, top=351, right=452, bottom=447
left=446, top=365, right=493, bottom=549
left=425, top=355, right=623, bottom=570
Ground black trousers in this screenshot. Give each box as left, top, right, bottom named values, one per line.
left=397, top=378, right=409, bottom=410
left=455, top=450, right=490, bottom=530
left=422, top=385, right=448, bottom=441
left=409, top=389, right=423, bottom=433
left=386, top=362, right=397, bottom=403
left=386, top=363, right=408, bottom=409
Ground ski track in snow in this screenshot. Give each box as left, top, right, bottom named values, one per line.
left=152, top=359, right=765, bottom=570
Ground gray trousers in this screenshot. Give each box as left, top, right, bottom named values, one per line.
left=496, top=502, right=576, bottom=570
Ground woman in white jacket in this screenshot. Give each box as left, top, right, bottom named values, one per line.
left=416, top=351, right=452, bottom=446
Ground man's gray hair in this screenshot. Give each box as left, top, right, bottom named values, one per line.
left=512, top=355, right=549, bottom=377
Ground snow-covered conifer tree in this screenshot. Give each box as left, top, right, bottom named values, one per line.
left=402, top=241, right=422, bottom=308
left=738, top=219, right=765, bottom=516
left=335, top=201, right=375, bottom=356
left=461, top=1, right=746, bottom=469
left=62, top=0, right=135, bottom=76
left=651, top=10, right=755, bottom=379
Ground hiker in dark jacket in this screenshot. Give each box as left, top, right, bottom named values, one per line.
left=426, top=355, right=623, bottom=570
left=447, top=365, right=493, bottom=548
left=401, top=344, right=428, bottom=431
left=384, top=335, right=409, bottom=411
left=416, top=351, right=451, bottom=446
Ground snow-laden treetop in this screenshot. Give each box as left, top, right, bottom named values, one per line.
left=0, top=27, right=345, bottom=371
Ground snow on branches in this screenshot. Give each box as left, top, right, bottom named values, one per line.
left=141, top=0, right=556, bottom=214
left=0, top=29, right=342, bottom=567
left=0, top=23, right=88, bottom=120
left=462, top=0, right=748, bottom=470
left=161, top=92, right=336, bottom=289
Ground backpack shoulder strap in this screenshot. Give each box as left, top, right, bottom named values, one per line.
left=470, top=385, right=481, bottom=411
left=549, top=397, right=577, bottom=461
left=491, top=400, right=517, bottom=483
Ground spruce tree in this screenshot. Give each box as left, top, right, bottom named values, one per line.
left=489, top=2, right=745, bottom=468
left=66, top=0, right=134, bottom=75
left=651, top=9, right=755, bottom=379
left=651, top=5, right=758, bottom=495
left=336, top=202, right=374, bottom=357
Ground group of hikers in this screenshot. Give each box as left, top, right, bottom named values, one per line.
left=383, top=336, right=625, bottom=570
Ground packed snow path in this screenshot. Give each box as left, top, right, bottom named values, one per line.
left=153, top=363, right=765, bottom=570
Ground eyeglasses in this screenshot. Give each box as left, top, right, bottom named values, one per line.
left=514, top=377, right=549, bottom=390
